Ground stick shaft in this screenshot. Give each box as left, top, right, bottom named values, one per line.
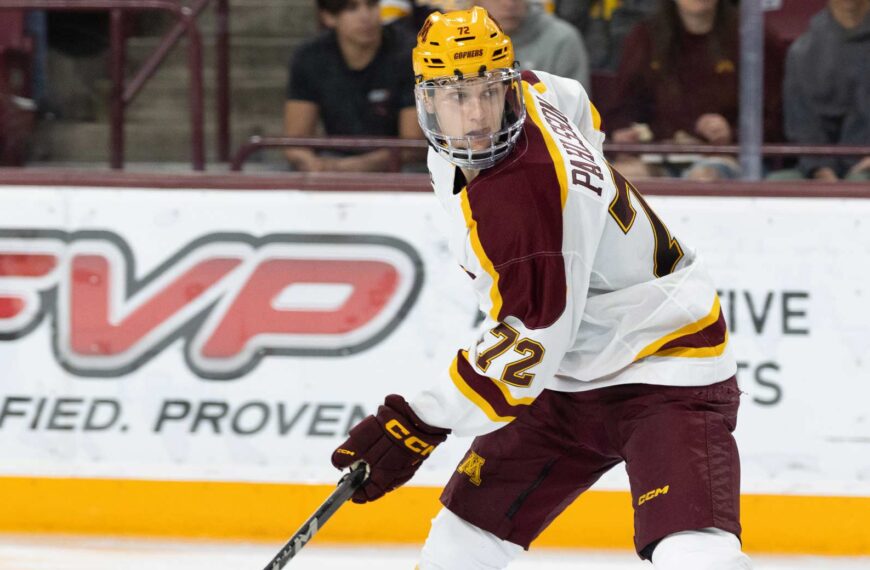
left=263, top=463, right=367, bottom=570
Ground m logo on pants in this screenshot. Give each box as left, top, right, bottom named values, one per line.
left=457, top=451, right=486, bottom=486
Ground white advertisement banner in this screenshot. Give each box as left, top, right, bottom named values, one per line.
left=0, top=187, right=867, bottom=497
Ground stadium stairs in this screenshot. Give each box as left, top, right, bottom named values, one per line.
left=31, top=0, right=316, bottom=169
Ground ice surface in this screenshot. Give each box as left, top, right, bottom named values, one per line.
left=0, top=535, right=868, bottom=570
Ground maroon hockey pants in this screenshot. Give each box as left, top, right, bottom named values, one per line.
left=441, top=377, right=742, bottom=559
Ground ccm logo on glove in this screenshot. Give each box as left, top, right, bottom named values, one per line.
left=385, top=419, right=437, bottom=456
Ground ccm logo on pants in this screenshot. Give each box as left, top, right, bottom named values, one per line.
left=638, top=485, right=670, bottom=506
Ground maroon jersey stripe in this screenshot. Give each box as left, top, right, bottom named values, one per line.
left=657, top=307, right=728, bottom=352
left=520, top=69, right=542, bottom=86
left=465, top=113, right=566, bottom=329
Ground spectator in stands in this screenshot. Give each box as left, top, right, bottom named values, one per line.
left=555, top=0, right=657, bottom=71
left=783, top=0, right=870, bottom=181
left=601, top=0, right=784, bottom=179
left=284, top=0, right=421, bottom=172
left=474, top=0, right=590, bottom=90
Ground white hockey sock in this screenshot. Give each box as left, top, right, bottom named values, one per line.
left=651, top=527, right=753, bottom=570
left=418, top=508, right=523, bottom=570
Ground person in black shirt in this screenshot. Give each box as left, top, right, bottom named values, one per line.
left=284, top=0, right=422, bottom=172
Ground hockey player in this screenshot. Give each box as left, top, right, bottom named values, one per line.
left=331, top=7, right=752, bottom=569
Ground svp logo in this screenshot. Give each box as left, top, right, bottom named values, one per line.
left=0, top=230, right=423, bottom=380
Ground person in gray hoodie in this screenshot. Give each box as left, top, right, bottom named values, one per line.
left=475, top=0, right=591, bottom=92
left=783, top=0, right=870, bottom=181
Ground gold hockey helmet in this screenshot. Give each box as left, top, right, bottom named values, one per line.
left=412, top=7, right=515, bottom=83
left=412, top=8, right=526, bottom=170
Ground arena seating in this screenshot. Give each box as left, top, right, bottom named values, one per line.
left=0, top=9, right=34, bottom=166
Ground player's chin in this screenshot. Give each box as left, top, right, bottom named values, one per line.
left=461, top=136, right=492, bottom=152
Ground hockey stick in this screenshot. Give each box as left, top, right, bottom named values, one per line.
left=262, top=462, right=369, bottom=570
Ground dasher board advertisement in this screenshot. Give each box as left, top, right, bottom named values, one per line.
left=0, top=187, right=868, bottom=499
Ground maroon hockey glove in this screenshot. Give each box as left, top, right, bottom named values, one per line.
left=331, top=394, right=450, bottom=504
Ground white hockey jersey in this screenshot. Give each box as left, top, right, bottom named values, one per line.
left=410, top=70, right=736, bottom=437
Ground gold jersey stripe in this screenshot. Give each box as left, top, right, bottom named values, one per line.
left=590, top=101, right=602, bottom=131
left=634, top=296, right=724, bottom=361
left=522, top=81, right=568, bottom=210
left=449, top=352, right=515, bottom=423
left=460, top=187, right=503, bottom=321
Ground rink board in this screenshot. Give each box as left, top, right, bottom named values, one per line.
left=2, top=477, right=870, bottom=556
left=0, top=186, right=868, bottom=554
